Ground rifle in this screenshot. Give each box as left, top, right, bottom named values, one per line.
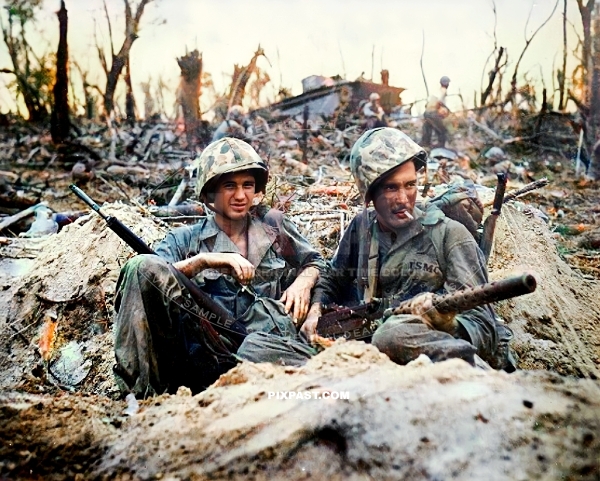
left=68, top=185, right=246, bottom=351
left=479, top=173, right=507, bottom=262
left=316, top=273, right=536, bottom=340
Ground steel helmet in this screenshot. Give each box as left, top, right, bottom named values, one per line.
left=440, top=76, right=450, bottom=87
left=195, top=137, right=268, bottom=199
left=350, top=127, right=427, bottom=204
left=369, top=92, right=380, bottom=102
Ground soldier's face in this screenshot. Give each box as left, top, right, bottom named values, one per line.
left=212, top=172, right=256, bottom=221
left=372, top=161, right=418, bottom=231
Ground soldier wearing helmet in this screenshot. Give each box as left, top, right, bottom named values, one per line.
left=212, top=105, right=252, bottom=142
left=362, top=91, right=387, bottom=130
left=113, top=137, right=324, bottom=397
left=422, top=75, right=451, bottom=148
left=240, top=128, right=505, bottom=370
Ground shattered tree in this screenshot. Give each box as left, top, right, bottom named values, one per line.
left=102, top=0, right=152, bottom=116
left=176, top=49, right=203, bottom=148
left=50, top=0, right=70, bottom=144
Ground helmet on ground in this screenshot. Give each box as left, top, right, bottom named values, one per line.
left=350, top=127, right=427, bottom=204
left=227, top=105, right=245, bottom=121
left=369, top=92, right=380, bottom=102
left=195, top=137, right=268, bottom=199
left=440, top=76, right=451, bottom=87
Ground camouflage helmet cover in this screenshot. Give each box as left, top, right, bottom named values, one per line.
left=195, top=137, right=268, bottom=197
left=350, top=127, right=427, bottom=204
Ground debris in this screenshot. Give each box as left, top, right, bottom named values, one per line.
left=38, top=312, right=58, bottom=362
left=0, top=202, right=48, bottom=233
left=123, top=393, right=139, bottom=416
left=20, top=205, right=58, bottom=237
left=49, top=341, right=92, bottom=386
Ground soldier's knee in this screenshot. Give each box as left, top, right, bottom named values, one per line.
left=127, top=254, right=167, bottom=274
left=371, top=314, right=429, bottom=364
left=121, top=254, right=171, bottom=288
left=372, top=315, right=423, bottom=350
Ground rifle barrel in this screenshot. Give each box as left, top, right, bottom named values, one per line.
left=388, top=273, right=537, bottom=317
left=69, top=184, right=108, bottom=220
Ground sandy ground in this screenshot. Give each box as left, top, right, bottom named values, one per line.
left=1, top=343, right=599, bottom=480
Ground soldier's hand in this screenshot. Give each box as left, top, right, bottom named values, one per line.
left=280, top=266, right=319, bottom=323
left=300, top=303, right=322, bottom=342
left=197, top=252, right=255, bottom=284
left=405, top=292, right=457, bottom=333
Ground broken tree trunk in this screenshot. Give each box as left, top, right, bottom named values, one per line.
left=587, top=2, right=600, bottom=179
left=125, top=57, right=136, bottom=124
left=51, top=1, right=70, bottom=144
left=480, top=47, right=504, bottom=108
left=229, top=46, right=266, bottom=109
left=176, top=49, right=203, bottom=149
left=103, top=0, right=152, bottom=116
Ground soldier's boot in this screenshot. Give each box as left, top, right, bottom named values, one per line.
left=489, top=322, right=518, bottom=373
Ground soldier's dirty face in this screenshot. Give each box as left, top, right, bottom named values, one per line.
left=212, top=172, right=256, bottom=221
left=373, top=161, right=418, bottom=231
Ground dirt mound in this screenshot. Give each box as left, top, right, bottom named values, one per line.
left=488, top=203, right=600, bottom=378
left=2, top=342, right=598, bottom=480
left=0, top=204, right=168, bottom=396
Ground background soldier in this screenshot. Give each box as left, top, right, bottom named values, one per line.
left=422, top=76, right=451, bottom=148
left=212, top=105, right=252, bottom=142
left=363, top=92, right=387, bottom=130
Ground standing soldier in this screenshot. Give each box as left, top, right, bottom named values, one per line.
left=422, top=76, right=451, bottom=148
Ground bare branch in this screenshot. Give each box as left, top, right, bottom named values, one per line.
left=103, top=0, right=115, bottom=58
left=133, top=0, right=152, bottom=30
left=93, top=19, right=108, bottom=76
left=510, top=0, right=560, bottom=87
left=420, top=29, right=428, bottom=98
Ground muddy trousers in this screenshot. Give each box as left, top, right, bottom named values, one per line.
left=371, top=316, right=476, bottom=365
left=236, top=315, right=476, bottom=367
left=113, top=255, right=237, bottom=398
left=421, top=111, right=447, bottom=148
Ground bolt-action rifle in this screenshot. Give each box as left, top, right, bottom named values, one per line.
left=69, top=185, right=246, bottom=353
left=479, top=173, right=508, bottom=262
left=316, top=273, right=537, bottom=340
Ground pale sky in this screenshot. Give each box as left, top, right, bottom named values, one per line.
left=0, top=0, right=584, bottom=117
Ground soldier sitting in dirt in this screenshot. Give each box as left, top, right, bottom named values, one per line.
left=113, top=138, right=324, bottom=397
left=239, top=128, right=514, bottom=371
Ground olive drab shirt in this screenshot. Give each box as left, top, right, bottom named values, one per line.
left=314, top=206, right=497, bottom=360
left=154, top=208, right=324, bottom=320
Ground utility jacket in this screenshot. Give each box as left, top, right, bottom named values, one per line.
left=154, top=208, right=324, bottom=319
left=314, top=206, right=497, bottom=359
